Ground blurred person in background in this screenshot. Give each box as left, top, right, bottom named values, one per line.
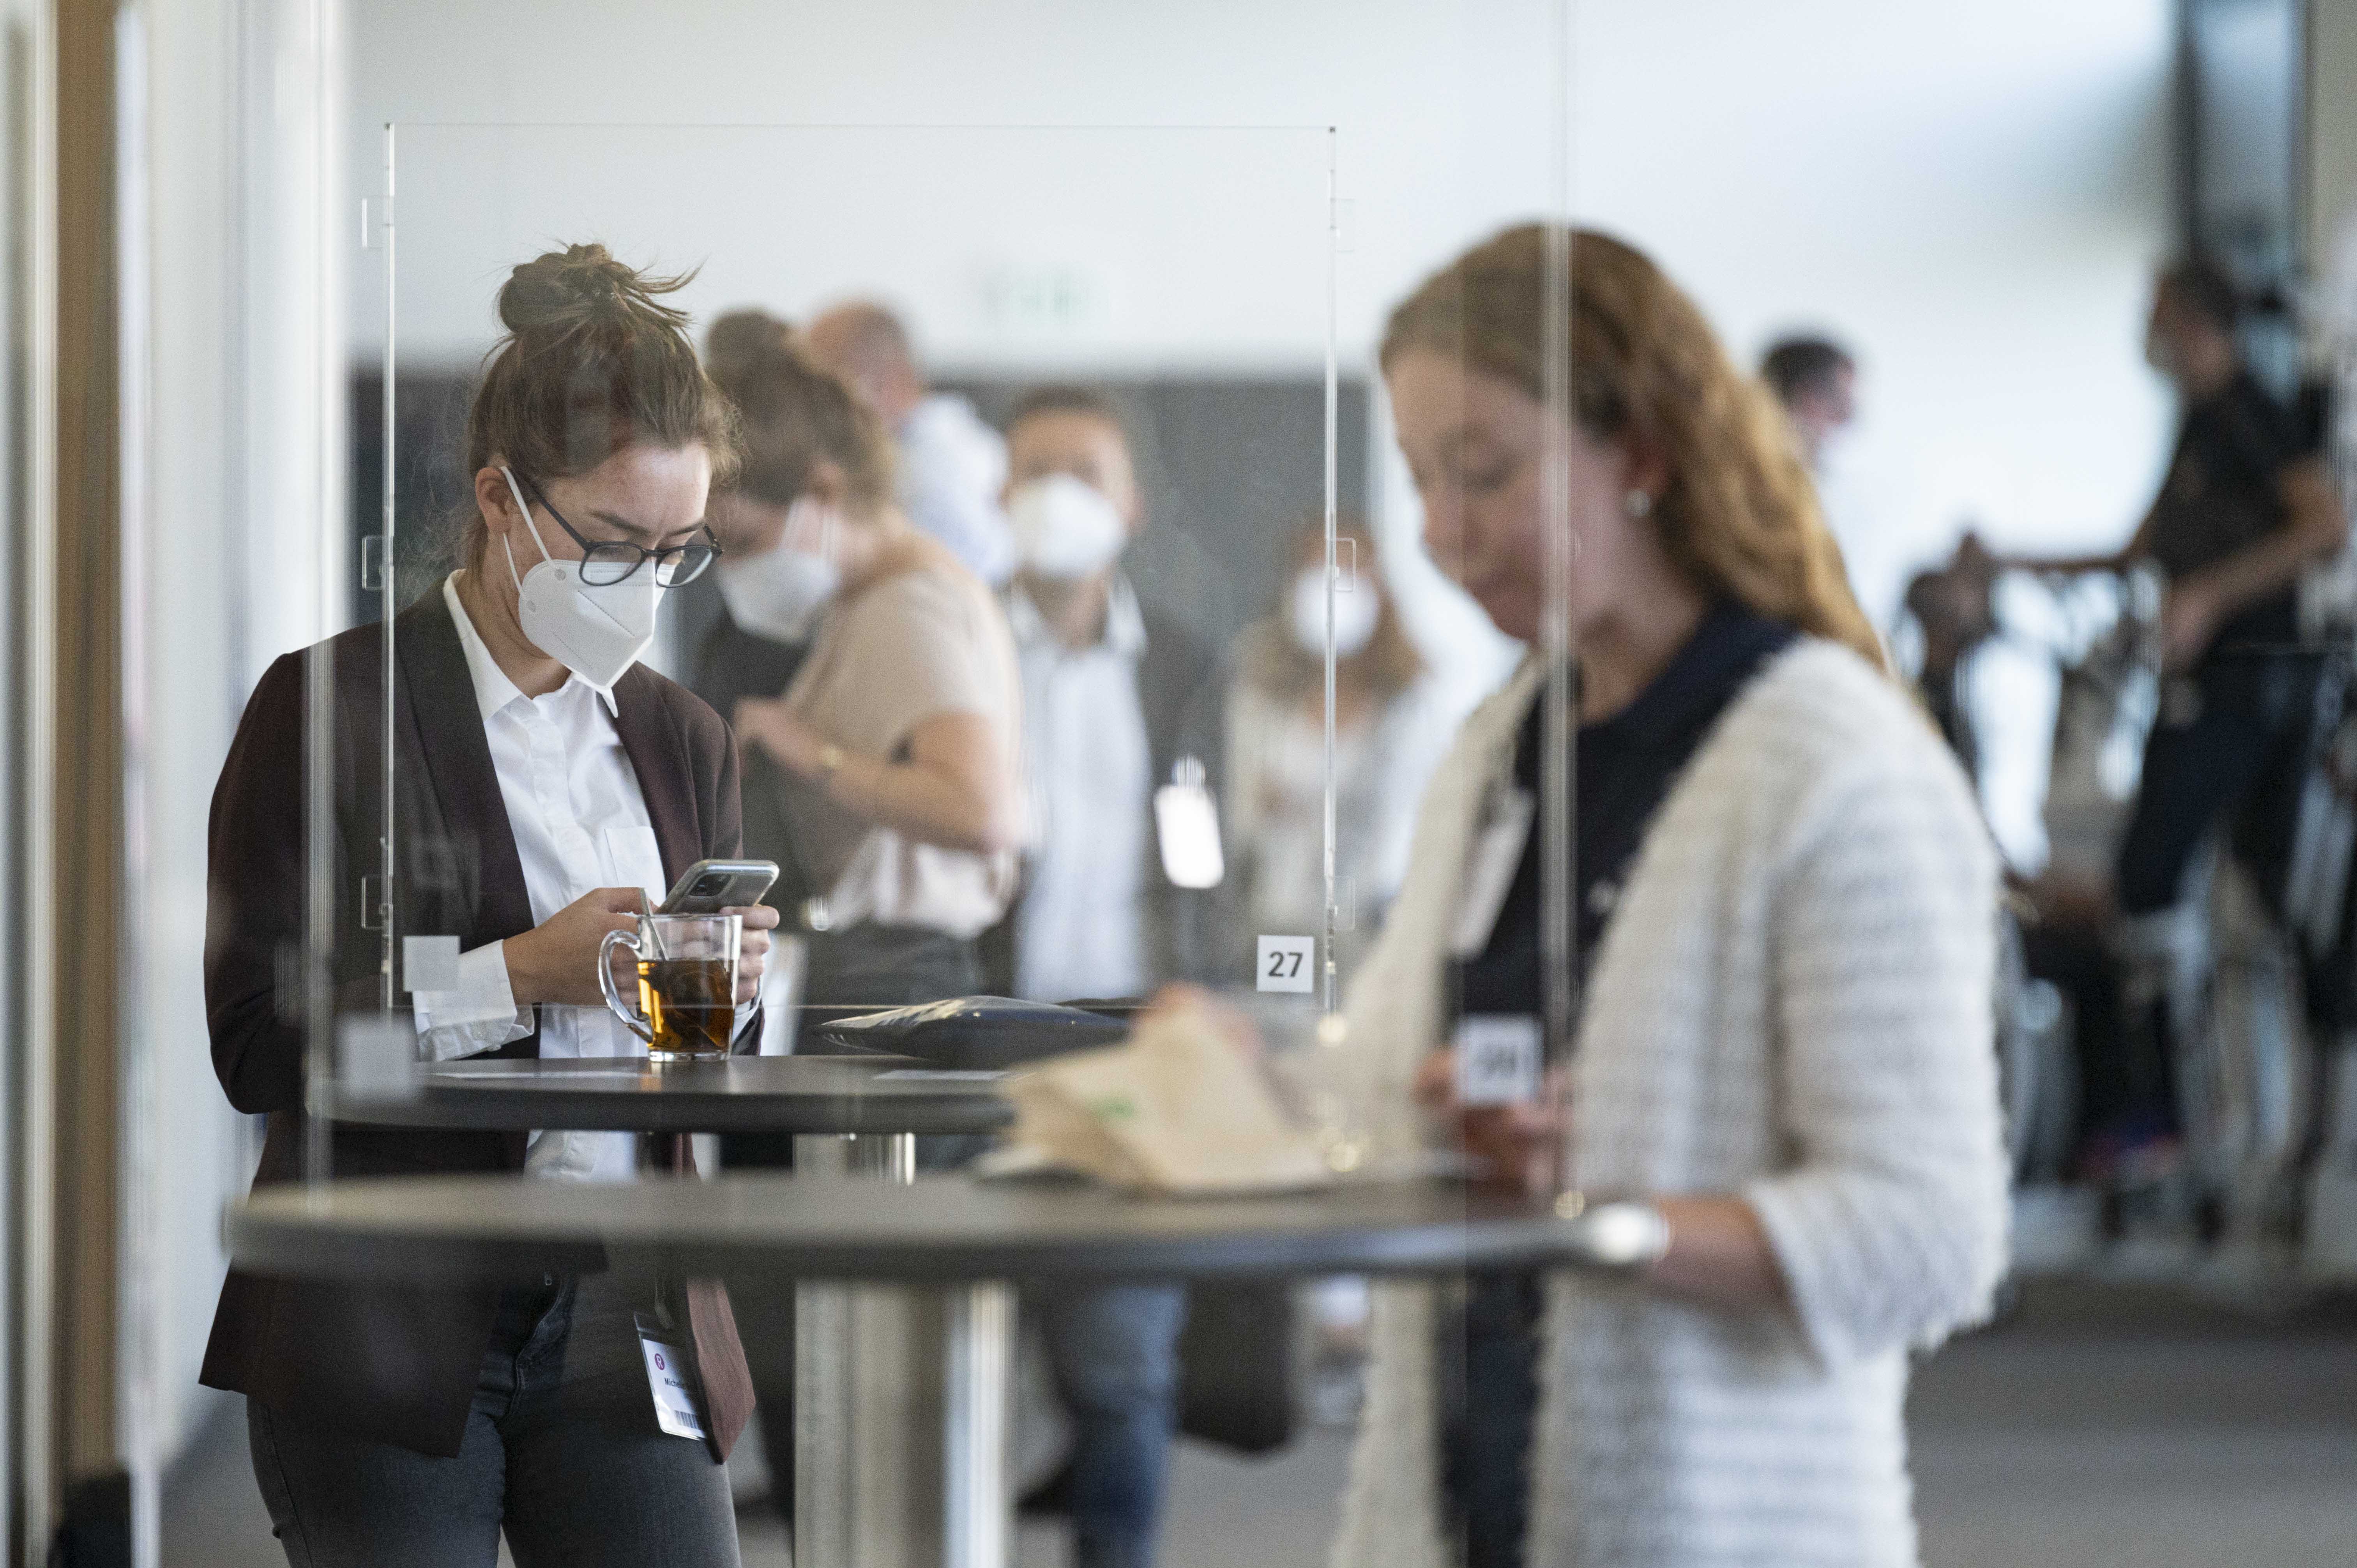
left=984, top=384, right=1207, bottom=1568
left=203, top=245, right=779, bottom=1566
left=1760, top=334, right=1856, bottom=473
left=696, top=307, right=1025, bottom=1522
left=1329, top=225, right=2007, bottom=1568
left=2004, top=260, right=2343, bottom=1177
left=701, top=308, right=1024, bottom=1011
left=688, top=314, right=818, bottom=727
left=986, top=385, right=1225, bottom=1005
left=1225, top=511, right=1450, bottom=973
left=1762, top=332, right=1912, bottom=640
left=807, top=298, right=1016, bottom=584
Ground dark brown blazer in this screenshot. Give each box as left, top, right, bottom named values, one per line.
left=199, top=587, right=754, bottom=1459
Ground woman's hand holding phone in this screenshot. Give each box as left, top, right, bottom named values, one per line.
left=504, top=888, right=645, bottom=1007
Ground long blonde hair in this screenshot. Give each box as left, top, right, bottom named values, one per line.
left=1380, top=225, right=1882, bottom=668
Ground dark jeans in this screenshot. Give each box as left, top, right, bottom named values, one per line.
left=2117, top=653, right=2320, bottom=916
left=1439, top=1271, right=1543, bottom=1568
left=1033, top=1282, right=1189, bottom=1568
left=245, top=1271, right=738, bottom=1568
left=2021, top=920, right=2172, bottom=1145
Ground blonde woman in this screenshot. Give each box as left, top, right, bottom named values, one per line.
left=1330, top=227, right=2008, bottom=1567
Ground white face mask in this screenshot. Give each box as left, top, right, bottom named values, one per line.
left=499, top=466, right=664, bottom=691
left=717, top=499, right=842, bottom=643
left=1288, top=567, right=1380, bottom=657
left=1006, top=473, right=1127, bottom=580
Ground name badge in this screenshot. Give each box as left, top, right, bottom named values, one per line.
left=1454, top=1014, right=1542, bottom=1106
left=1155, top=756, right=1226, bottom=890
left=636, top=1315, right=709, bottom=1442
left=1449, top=784, right=1534, bottom=959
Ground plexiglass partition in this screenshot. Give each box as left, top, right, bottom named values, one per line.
left=310, top=118, right=1370, bottom=1566
left=298, top=82, right=1588, bottom=1568
left=284, top=118, right=1380, bottom=1135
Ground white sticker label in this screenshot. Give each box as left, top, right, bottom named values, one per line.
left=639, top=1333, right=708, bottom=1442
left=336, top=1015, right=420, bottom=1098
left=1256, top=934, right=1316, bottom=993
left=1454, top=1014, right=1542, bottom=1106
left=402, top=934, right=461, bottom=994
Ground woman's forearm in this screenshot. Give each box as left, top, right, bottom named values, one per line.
left=825, top=748, right=1021, bottom=855
left=1643, top=1195, right=1790, bottom=1312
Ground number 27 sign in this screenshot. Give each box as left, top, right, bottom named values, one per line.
left=1256, top=935, right=1316, bottom=994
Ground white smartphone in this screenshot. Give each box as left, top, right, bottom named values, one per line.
left=658, top=858, right=781, bottom=915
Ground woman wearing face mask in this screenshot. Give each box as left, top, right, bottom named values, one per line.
left=700, top=309, right=1025, bottom=1008
left=1325, top=227, right=2007, bottom=1568
left=200, top=244, right=779, bottom=1566
left=1224, top=513, right=1450, bottom=975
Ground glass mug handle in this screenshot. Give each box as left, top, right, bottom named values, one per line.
left=598, top=926, right=656, bottom=1044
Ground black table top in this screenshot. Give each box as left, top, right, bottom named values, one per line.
left=226, top=1173, right=1661, bottom=1288
left=323, top=1054, right=1014, bottom=1136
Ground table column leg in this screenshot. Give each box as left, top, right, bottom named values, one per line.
left=791, top=1134, right=1013, bottom=1568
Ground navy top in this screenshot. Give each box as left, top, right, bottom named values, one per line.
left=2145, top=372, right=2311, bottom=655
left=1452, top=603, right=1798, bottom=1026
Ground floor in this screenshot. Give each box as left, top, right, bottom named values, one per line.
left=164, top=1280, right=2357, bottom=1567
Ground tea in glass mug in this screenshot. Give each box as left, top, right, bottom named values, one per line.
left=599, top=912, right=742, bottom=1062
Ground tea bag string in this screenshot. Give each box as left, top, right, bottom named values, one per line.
left=638, top=889, right=667, bottom=960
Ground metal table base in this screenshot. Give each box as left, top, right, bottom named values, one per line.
left=791, top=1133, right=1014, bottom=1568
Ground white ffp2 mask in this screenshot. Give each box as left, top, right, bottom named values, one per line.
left=1006, top=473, right=1126, bottom=580
left=717, top=499, right=841, bottom=643
left=499, top=466, right=663, bottom=691
left=1288, top=567, right=1379, bottom=657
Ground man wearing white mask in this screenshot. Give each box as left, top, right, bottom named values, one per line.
left=807, top=300, right=1016, bottom=585
left=986, top=385, right=1218, bottom=1568
left=989, top=386, right=1226, bottom=1004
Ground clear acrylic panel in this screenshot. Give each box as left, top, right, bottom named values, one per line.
left=330, top=120, right=1342, bottom=1105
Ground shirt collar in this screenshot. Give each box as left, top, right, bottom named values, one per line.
left=1004, top=572, right=1148, bottom=658
left=442, top=573, right=620, bottom=720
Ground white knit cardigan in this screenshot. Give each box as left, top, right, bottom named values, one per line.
left=1327, top=641, right=2009, bottom=1568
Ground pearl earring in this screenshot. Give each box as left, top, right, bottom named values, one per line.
left=1623, top=489, right=1654, bottom=519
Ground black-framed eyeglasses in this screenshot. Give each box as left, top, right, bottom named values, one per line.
left=516, top=472, right=721, bottom=588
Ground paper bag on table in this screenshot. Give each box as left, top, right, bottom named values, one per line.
left=1004, top=999, right=1332, bottom=1195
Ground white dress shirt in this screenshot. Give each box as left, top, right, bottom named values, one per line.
left=1005, top=574, right=1150, bottom=1001
left=410, top=575, right=669, bottom=1181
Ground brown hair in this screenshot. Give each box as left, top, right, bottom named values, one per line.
left=704, top=308, right=896, bottom=512
left=458, top=243, right=740, bottom=573
left=1005, top=384, right=1130, bottom=443
left=1252, top=512, right=1424, bottom=703
left=1380, top=225, right=1882, bottom=667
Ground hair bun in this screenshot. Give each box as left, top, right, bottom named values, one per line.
left=499, top=242, right=679, bottom=334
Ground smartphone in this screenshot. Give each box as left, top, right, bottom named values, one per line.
left=659, top=858, right=781, bottom=915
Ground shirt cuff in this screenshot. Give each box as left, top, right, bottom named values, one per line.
left=413, top=940, right=534, bottom=1061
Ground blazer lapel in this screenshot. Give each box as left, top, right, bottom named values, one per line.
left=610, top=667, right=703, bottom=887
left=394, top=589, right=537, bottom=951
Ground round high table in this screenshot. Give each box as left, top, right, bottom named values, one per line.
left=323, top=1052, right=1014, bottom=1140
left=312, top=1051, right=1014, bottom=1565
left=229, top=1172, right=1662, bottom=1568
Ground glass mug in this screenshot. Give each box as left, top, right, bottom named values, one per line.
left=599, top=912, right=742, bottom=1063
